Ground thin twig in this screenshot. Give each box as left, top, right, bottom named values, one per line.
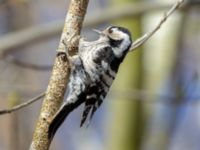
left=130, top=0, right=185, bottom=51
left=0, top=92, right=45, bottom=115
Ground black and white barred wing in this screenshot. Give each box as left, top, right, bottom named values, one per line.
left=80, top=83, right=107, bottom=126
left=80, top=46, right=120, bottom=126
left=48, top=56, right=89, bottom=139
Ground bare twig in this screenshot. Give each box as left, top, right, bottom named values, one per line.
left=130, top=0, right=185, bottom=51
left=0, top=92, right=45, bottom=115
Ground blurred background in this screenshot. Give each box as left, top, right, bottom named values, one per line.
left=0, top=0, right=200, bottom=150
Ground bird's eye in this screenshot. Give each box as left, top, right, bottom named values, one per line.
left=108, top=28, right=113, bottom=34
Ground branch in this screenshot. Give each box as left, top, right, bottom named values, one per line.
left=29, top=0, right=89, bottom=150
left=130, top=0, right=185, bottom=51
left=0, top=92, right=45, bottom=115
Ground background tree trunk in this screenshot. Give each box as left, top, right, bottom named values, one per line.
left=106, top=0, right=144, bottom=150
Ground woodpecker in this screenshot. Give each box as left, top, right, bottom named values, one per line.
left=48, top=26, right=132, bottom=139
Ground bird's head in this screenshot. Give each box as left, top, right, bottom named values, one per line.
left=94, top=26, right=132, bottom=57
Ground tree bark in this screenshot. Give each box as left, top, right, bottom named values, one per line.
left=29, top=0, right=89, bottom=150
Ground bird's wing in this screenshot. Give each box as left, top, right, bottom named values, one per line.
left=80, top=46, right=118, bottom=127
left=48, top=56, right=89, bottom=140
left=80, top=83, right=106, bottom=127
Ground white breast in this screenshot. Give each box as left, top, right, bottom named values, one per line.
left=78, top=38, right=110, bottom=81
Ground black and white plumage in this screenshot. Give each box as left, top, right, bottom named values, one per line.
left=48, top=26, right=132, bottom=139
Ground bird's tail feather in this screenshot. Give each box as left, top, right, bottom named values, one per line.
left=80, top=104, right=92, bottom=127
left=80, top=98, right=103, bottom=127
left=48, top=103, right=74, bottom=140
left=48, top=94, right=86, bottom=140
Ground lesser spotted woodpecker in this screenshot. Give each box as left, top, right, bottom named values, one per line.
left=49, top=26, right=132, bottom=139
